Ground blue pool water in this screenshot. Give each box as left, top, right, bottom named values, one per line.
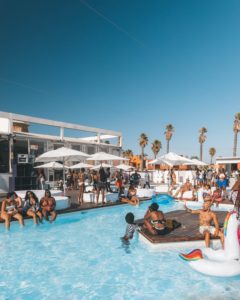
left=0, top=195, right=239, bottom=299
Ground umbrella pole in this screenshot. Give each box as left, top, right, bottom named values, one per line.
left=53, top=169, right=55, bottom=188
left=63, top=158, right=65, bottom=194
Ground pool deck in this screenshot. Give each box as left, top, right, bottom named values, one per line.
left=136, top=210, right=228, bottom=249
left=0, top=190, right=151, bottom=222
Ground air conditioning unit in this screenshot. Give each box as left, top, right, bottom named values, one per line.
left=17, top=154, right=29, bottom=164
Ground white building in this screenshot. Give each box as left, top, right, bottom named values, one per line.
left=0, top=111, right=122, bottom=192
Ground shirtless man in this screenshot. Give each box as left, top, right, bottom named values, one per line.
left=1, top=192, right=24, bottom=230
left=185, top=201, right=224, bottom=248
left=174, top=179, right=193, bottom=199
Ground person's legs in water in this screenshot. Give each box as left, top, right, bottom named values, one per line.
left=49, top=211, right=57, bottom=223
left=42, top=208, right=49, bottom=221
left=27, top=209, right=38, bottom=225
left=36, top=211, right=43, bottom=223
left=1, top=212, right=11, bottom=230
left=13, top=213, right=24, bottom=227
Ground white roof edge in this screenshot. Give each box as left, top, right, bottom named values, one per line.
left=0, top=111, right=122, bottom=136
left=13, top=132, right=120, bottom=148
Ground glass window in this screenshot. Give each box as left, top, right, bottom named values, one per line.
left=29, top=140, right=45, bottom=157
left=72, top=144, right=83, bottom=151
left=87, top=146, right=95, bottom=155
left=54, top=143, right=64, bottom=150
left=0, top=139, right=9, bottom=173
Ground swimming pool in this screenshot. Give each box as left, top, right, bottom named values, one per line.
left=0, top=196, right=239, bottom=299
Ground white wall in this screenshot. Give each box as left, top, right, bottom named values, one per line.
left=152, top=170, right=196, bottom=185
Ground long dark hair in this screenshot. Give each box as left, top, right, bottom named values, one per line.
left=45, top=189, right=52, bottom=197
left=25, top=191, right=39, bottom=203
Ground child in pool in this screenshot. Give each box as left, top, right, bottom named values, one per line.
left=122, top=212, right=139, bottom=241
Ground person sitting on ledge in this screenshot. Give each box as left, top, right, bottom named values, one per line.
left=121, top=185, right=139, bottom=206
left=1, top=192, right=24, bottom=230
left=40, top=190, right=57, bottom=223
left=143, top=203, right=171, bottom=235
left=174, top=179, right=193, bottom=199
left=211, top=187, right=223, bottom=207
left=184, top=200, right=224, bottom=248
left=23, top=191, right=43, bottom=225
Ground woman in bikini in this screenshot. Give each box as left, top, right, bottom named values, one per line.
left=143, top=203, right=171, bottom=235
left=40, top=190, right=57, bottom=223
left=1, top=192, right=24, bottom=230
left=121, top=186, right=139, bottom=206
left=23, top=191, right=43, bottom=225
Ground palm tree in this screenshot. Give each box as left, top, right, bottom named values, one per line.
left=139, top=133, right=148, bottom=171
left=199, top=127, right=207, bottom=161
left=233, top=112, right=240, bottom=157
left=165, top=124, right=174, bottom=153
left=122, top=149, right=133, bottom=159
left=151, top=140, right=162, bottom=158
left=209, top=147, right=216, bottom=164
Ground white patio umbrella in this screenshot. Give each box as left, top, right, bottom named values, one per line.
left=69, top=162, right=93, bottom=169
left=185, top=158, right=208, bottom=166
left=35, top=147, right=89, bottom=192
left=91, top=163, right=113, bottom=170
left=151, top=152, right=193, bottom=166
left=87, top=152, right=128, bottom=162
left=34, top=161, right=66, bottom=169
left=34, top=161, right=67, bottom=183
left=115, top=164, right=134, bottom=171
left=149, top=158, right=172, bottom=166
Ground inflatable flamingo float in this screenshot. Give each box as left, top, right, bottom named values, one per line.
left=179, top=211, right=240, bottom=277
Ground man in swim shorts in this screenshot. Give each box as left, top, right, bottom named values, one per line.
left=185, top=201, right=224, bottom=248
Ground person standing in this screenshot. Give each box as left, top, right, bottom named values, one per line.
left=130, top=170, right=141, bottom=187
left=78, top=168, right=85, bottom=205
left=106, top=167, right=113, bottom=192
left=96, top=167, right=107, bottom=205
left=144, top=170, right=150, bottom=189
left=73, top=171, right=79, bottom=190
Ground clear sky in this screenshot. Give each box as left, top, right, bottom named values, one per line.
left=0, top=0, right=240, bottom=162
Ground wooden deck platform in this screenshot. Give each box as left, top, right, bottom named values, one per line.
left=136, top=210, right=228, bottom=245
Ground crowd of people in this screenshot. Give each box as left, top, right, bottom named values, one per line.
left=172, top=168, right=239, bottom=205
left=63, top=168, right=148, bottom=206
left=0, top=190, right=57, bottom=230
left=123, top=171, right=240, bottom=249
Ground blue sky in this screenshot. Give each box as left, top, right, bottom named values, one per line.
left=0, top=0, right=240, bottom=162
